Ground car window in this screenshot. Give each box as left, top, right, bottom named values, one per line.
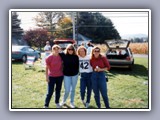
left=58, top=43, right=71, bottom=48
left=121, top=50, right=126, bottom=55
left=108, top=49, right=117, bottom=55
left=28, top=48, right=34, bottom=52
left=21, top=47, right=28, bottom=51
left=129, top=48, right=133, bottom=55
left=107, top=49, right=129, bottom=55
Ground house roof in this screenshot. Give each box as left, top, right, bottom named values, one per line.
left=77, top=33, right=92, bottom=41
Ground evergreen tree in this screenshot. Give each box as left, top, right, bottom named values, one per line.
left=12, top=12, right=26, bottom=45
left=77, top=12, right=121, bottom=43
left=12, top=12, right=23, bottom=39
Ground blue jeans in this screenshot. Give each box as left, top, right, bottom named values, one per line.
left=44, top=76, right=63, bottom=107
left=63, top=74, right=78, bottom=103
left=80, top=72, right=92, bottom=103
left=91, top=72, right=110, bottom=108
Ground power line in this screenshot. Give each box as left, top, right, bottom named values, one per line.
left=103, top=16, right=148, bottom=17
left=77, top=25, right=114, bottom=27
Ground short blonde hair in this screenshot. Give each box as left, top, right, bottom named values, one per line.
left=52, top=44, right=61, bottom=51
left=77, top=46, right=87, bottom=56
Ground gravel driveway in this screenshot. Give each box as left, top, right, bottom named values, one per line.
left=133, top=54, right=148, bottom=58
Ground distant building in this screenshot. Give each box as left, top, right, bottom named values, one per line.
left=76, top=33, right=92, bottom=47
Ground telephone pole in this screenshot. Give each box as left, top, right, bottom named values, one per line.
left=72, top=12, right=76, bottom=40
left=72, top=12, right=78, bottom=45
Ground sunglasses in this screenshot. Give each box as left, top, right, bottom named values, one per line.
left=68, top=48, right=74, bottom=51
left=53, top=47, right=60, bottom=50
left=94, top=50, right=100, bottom=53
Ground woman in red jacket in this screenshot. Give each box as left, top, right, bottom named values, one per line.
left=90, top=46, right=111, bottom=108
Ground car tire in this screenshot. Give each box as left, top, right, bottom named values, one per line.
left=38, top=53, right=41, bottom=59
left=22, top=55, right=27, bottom=63
left=129, top=61, right=134, bottom=71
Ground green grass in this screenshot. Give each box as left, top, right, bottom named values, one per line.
left=11, top=57, right=149, bottom=109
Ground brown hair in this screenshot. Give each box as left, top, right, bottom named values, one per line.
left=77, top=46, right=87, bottom=56
left=64, top=44, right=77, bottom=55
left=91, top=46, right=102, bottom=59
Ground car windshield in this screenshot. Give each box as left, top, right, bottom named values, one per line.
left=58, top=43, right=71, bottom=48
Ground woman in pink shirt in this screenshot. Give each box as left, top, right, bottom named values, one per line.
left=44, top=45, right=64, bottom=108
left=90, top=46, right=111, bottom=108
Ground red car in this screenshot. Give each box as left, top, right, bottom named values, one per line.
left=53, top=38, right=76, bottom=50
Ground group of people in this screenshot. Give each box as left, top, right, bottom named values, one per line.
left=43, top=41, right=111, bottom=109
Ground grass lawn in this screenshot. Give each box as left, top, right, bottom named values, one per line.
left=11, top=57, right=149, bottom=109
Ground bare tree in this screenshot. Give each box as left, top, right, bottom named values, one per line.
left=34, top=12, right=66, bottom=35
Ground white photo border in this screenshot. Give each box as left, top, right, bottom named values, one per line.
left=9, top=9, right=151, bottom=111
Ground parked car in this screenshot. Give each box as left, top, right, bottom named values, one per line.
left=12, top=45, right=41, bottom=62
left=105, top=40, right=134, bottom=70
left=53, top=38, right=76, bottom=50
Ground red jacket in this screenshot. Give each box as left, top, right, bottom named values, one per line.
left=90, top=56, right=110, bottom=70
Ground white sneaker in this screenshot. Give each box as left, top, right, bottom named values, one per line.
left=56, top=103, right=61, bottom=108
left=44, top=106, right=48, bottom=108
left=85, top=103, right=89, bottom=108
left=60, top=101, right=66, bottom=106
left=70, top=103, right=75, bottom=108
left=82, top=100, right=86, bottom=106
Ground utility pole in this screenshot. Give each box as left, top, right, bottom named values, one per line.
left=72, top=12, right=79, bottom=45
left=72, top=12, right=76, bottom=40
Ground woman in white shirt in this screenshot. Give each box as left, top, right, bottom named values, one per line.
left=77, top=46, right=93, bottom=108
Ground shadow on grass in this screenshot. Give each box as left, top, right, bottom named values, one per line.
left=61, top=104, right=97, bottom=109
left=88, top=105, right=97, bottom=109
left=12, top=60, right=23, bottom=64
left=107, top=64, right=148, bottom=80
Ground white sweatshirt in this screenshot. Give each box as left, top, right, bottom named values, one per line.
left=79, top=55, right=93, bottom=73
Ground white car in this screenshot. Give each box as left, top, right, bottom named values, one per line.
left=105, top=40, right=134, bottom=70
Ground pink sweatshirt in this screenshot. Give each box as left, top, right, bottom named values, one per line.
left=45, top=55, right=63, bottom=77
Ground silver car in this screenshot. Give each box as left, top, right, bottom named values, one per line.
left=105, top=40, right=134, bottom=70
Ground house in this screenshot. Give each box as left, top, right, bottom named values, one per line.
left=76, top=33, right=92, bottom=47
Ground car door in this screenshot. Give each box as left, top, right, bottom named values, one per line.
left=27, top=47, right=36, bottom=56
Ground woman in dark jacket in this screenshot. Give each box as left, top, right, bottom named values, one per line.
left=59, top=44, right=79, bottom=108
